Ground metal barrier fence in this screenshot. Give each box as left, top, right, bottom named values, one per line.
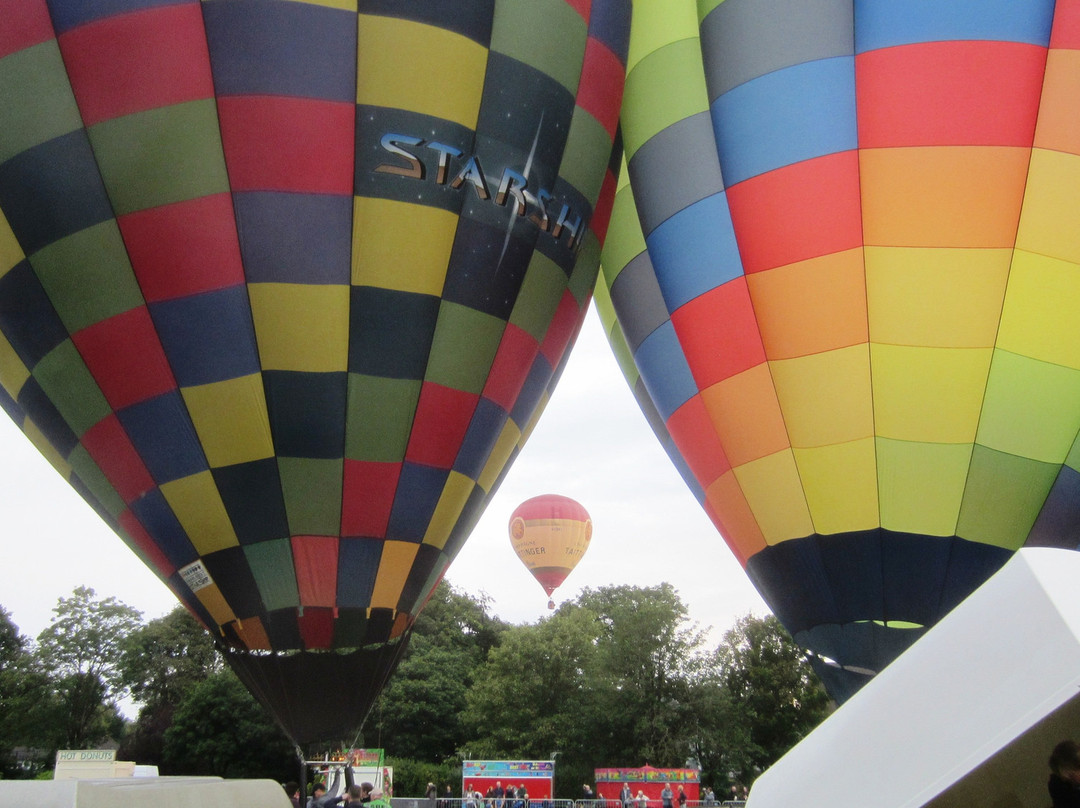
left=389, top=799, right=746, bottom=808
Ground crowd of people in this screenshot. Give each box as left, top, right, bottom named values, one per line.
left=283, top=778, right=750, bottom=808
left=462, top=779, right=533, bottom=808
left=612, top=781, right=745, bottom=807
left=282, top=780, right=386, bottom=808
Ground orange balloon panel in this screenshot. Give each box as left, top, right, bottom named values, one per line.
left=509, top=494, right=592, bottom=596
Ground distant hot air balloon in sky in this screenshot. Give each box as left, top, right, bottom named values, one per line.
left=598, top=0, right=1080, bottom=701
left=509, top=493, right=592, bottom=608
left=0, top=0, right=629, bottom=744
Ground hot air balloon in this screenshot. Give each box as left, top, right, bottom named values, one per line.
left=509, top=493, right=592, bottom=608
left=0, top=0, right=629, bottom=744
left=598, top=0, right=1080, bottom=701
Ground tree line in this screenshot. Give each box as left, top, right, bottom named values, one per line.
left=0, top=582, right=831, bottom=795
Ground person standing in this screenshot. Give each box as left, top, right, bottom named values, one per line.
left=1050, top=740, right=1080, bottom=808
left=660, top=784, right=673, bottom=808
left=308, top=784, right=328, bottom=808
left=619, top=783, right=632, bottom=808
left=284, top=782, right=302, bottom=808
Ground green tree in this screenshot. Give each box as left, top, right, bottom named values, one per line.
left=370, top=582, right=507, bottom=762
left=116, top=606, right=223, bottom=765
left=370, top=638, right=472, bottom=762
left=408, top=581, right=506, bottom=658
left=0, top=608, right=62, bottom=778
left=460, top=584, right=712, bottom=796
left=34, top=587, right=143, bottom=748
left=576, top=584, right=711, bottom=769
left=36, top=586, right=143, bottom=692
left=682, top=661, right=754, bottom=796
left=49, top=673, right=125, bottom=750
left=0, top=606, right=22, bottom=666
left=461, top=605, right=598, bottom=765
left=118, top=605, right=222, bottom=706
left=714, top=614, right=831, bottom=783
left=162, top=670, right=295, bottom=779
left=382, top=756, right=460, bottom=800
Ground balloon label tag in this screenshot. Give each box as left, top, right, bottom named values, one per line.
left=179, top=560, right=213, bottom=592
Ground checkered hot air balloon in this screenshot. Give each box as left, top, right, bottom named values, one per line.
left=0, top=0, right=629, bottom=744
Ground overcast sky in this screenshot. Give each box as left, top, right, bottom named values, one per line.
left=0, top=305, right=768, bottom=644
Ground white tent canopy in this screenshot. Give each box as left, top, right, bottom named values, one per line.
left=748, top=547, right=1080, bottom=808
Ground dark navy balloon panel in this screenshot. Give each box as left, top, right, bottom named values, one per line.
left=0, top=0, right=629, bottom=742
left=599, top=0, right=1080, bottom=699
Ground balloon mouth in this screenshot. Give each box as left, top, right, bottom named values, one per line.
left=224, top=636, right=411, bottom=746
left=530, top=569, right=568, bottom=593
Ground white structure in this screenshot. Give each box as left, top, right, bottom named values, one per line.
left=53, top=749, right=134, bottom=780
left=0, top=778, right=291, bottom=808
left=748, top=547, right=1080, bottom=808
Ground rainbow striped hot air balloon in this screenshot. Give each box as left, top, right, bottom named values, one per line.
left=598, top=0, right=1080, bottom=700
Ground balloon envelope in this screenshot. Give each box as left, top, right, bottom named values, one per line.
left=509, top=493, right=592, bottom=602
left=0, top=0, right=628, bottom=742
left=599, top=0, right=1080, bottom=700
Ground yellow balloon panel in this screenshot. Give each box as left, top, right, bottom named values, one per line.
left=769, top=345, right=873, bottom=449
left=370, top=541, right=420, bottom=610
left=193, top=582, right=238, bottom=632
left=0, top=212, right=23, bottom=274
left=0, top=332, right=28, bottom=401
left=510, top=515, right=592, bottom=574
left=350, top=197, right=459, bottom=296
left=732, top=449, right=813, bottom=545
left=160, top=470, right=240, bottom=556
left=477, top=417, right=523, bottom=493
left=1016, top=149, right=1080, bottom=264
left=998, top=250, right=1080, bottom=369
left=870, top=344, right=992, bottom=444
left=864, top=246, right=1011, bottom=348
left=422, top=471, right=476, bottom=550
left=876, top=438, right=970, bottom=537
left=356, top=14, right=487, bottom=128
left=180, top=373, right=275, bottom=468
left=793, top=438, right=879, bottom=536
left=247, top=282, right=350, bottom=372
